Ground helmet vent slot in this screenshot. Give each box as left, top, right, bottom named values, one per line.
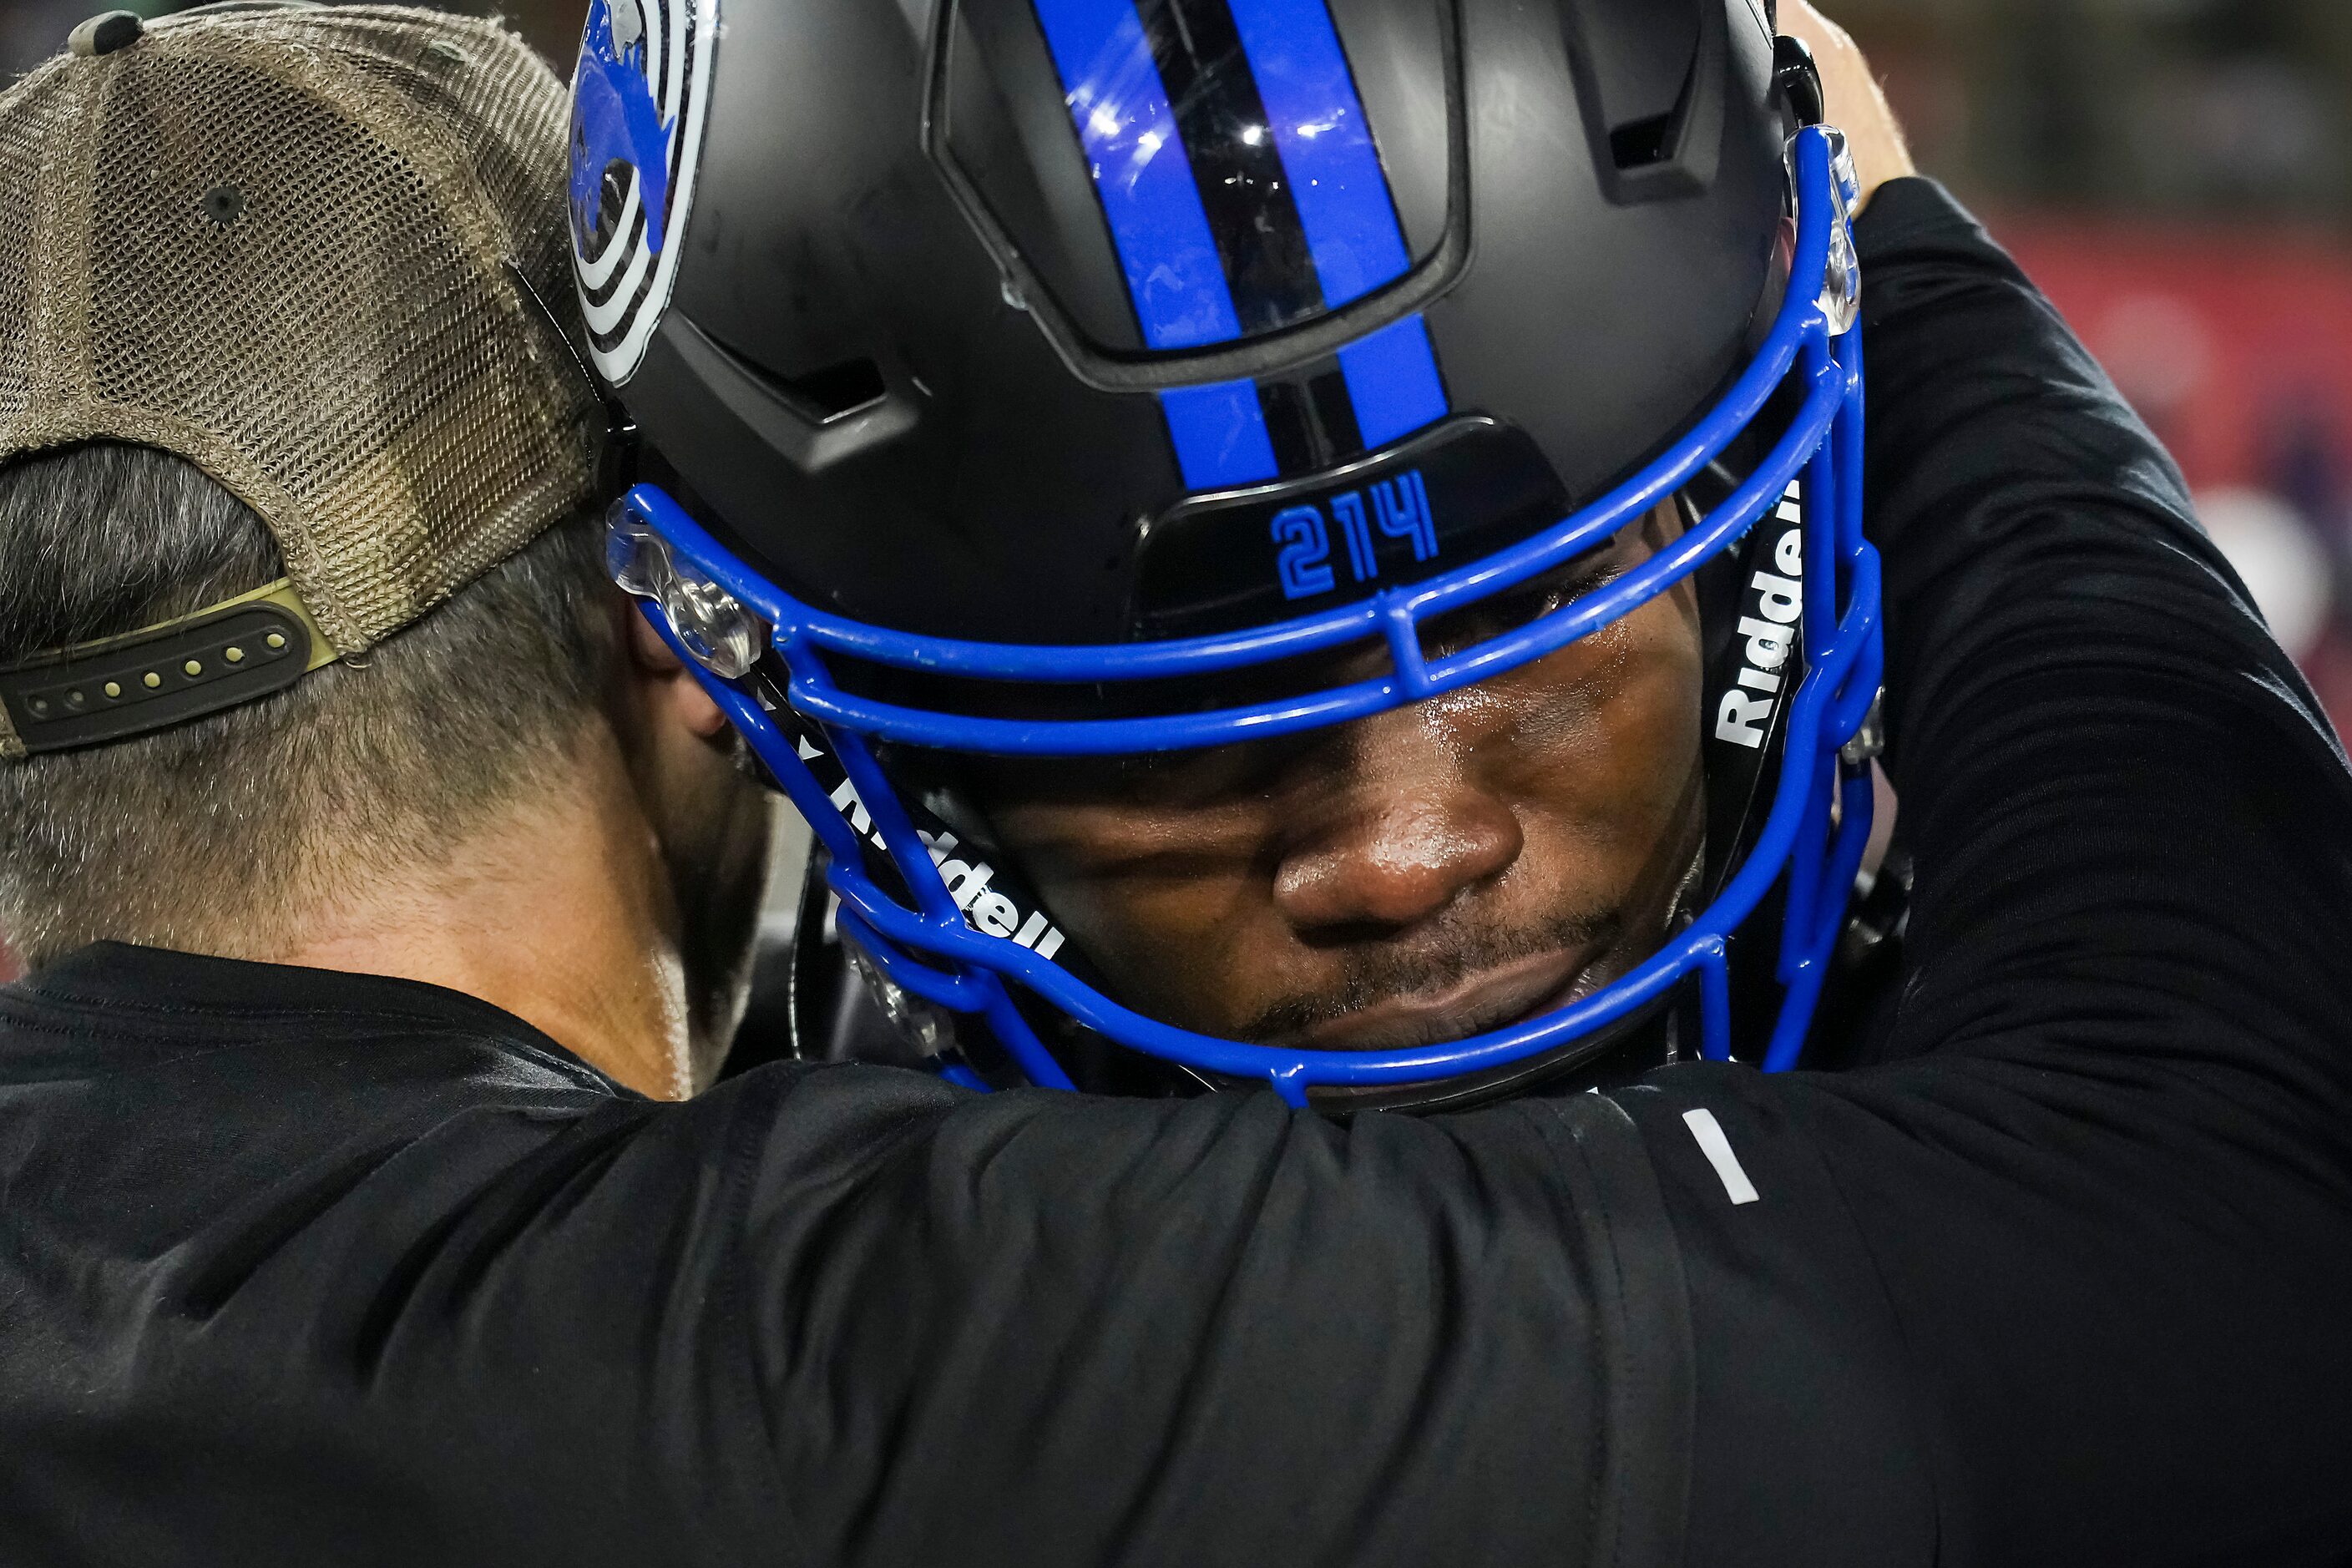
left=776, top=358, right=888, bottom=425
left=1563, top=0, right=1727, bottom=201
left=1610, top=114, right=1678, bottom=170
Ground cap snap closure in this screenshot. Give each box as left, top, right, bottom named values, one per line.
left=68, top=10, right=144, bottom=58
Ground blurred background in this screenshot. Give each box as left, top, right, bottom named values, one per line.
left=7, top=0, right=2352, bottom=716
left=1837, top=0, right=2352, bottom=718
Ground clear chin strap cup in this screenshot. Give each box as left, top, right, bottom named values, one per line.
left=608, top=510, right=765, bottom=681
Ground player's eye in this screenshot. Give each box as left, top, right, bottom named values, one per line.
left=1416, top=557, right=1621, bottom=662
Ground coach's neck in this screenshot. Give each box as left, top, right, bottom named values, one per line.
left=271, top=723, right=701, bottom=1100
left=261, top=607, right=771, bottom=1101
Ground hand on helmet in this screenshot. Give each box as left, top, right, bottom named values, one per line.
left=1780, top=1, right=1916, bottom=208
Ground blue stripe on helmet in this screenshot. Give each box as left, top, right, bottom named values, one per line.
left=1031, top=0, right=1281, bottom=488
left=1159, top=380, right=1282, bottom=488
left=1338, top=314, right=1449, bottom=450
left=1224, top=0, right=1408, bottom=304
left=1227, top=0, right=1449, bottom=443
left=1030, top=0, right=1238, bottom=350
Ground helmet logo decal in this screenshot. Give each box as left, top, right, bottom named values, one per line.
left=573, top=0, right=675, bottom=258
left=568, top=0, right=718, bottom=385
left=1273, top=468, right=1436, bottom=600
left=1717, top=482, right=1807, bottom=749
left=1029, top=0, right=1449, bottom=489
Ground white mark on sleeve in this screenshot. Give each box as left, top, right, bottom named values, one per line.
left=1682, top=1109, right=1760, bottom=1206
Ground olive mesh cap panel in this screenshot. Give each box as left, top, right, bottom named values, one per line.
left=0, top=4, right=604, bottom=658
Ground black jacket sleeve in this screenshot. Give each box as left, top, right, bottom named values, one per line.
left=299, top=1051, right=1712, bottom=1566
left=1613, top=178, right=2352, bottom=1565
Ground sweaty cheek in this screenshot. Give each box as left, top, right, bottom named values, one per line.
left=1026, top=859, right=1274, bottom=1032
left=989, top=806, right=1280, bottom=1032
left=1501, top=609, right=1703, bottom=868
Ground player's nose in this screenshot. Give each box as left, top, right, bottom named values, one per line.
left=1270, top=703, right=1523, bottom=933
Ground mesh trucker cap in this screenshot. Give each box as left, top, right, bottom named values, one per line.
left=0, top=1, right=607, bottom=758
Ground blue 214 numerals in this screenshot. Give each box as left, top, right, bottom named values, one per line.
left=1272, top=469, right=1439, bottom=600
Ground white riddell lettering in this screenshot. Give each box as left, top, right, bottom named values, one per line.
left=935, top=857, right=995, bottom=912
left=1737, top=615, right=1793, bottom=670
left=1751, top=570, right=1803, bottom=625
left=1715, top=482, right=1804, bottom=751
left=828, top=775, right=875, bottom=838
left=795, top=733, right=1072, bottom=961
left=1716, top=690, right=1775, bottom=748
left=973, top=890, right=1021, bottom=938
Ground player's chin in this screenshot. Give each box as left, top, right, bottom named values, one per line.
left=1265, top=936, right=1626, bottom=1056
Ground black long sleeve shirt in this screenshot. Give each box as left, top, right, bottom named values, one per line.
left=4, top=180, right=2350, bottom=1566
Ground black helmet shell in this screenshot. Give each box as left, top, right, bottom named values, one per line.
left=596, top=0, right=1790, bottom=644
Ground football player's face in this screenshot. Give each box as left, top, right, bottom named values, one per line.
left=970, top=502, right=1706, bottom=1053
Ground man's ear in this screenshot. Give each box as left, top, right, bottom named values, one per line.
left=623, top=598, right=732, bottom=741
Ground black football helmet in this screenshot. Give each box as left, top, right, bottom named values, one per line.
left=570, top=0, right=1883, bottom=1108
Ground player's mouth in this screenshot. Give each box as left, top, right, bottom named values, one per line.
left=1277, top=943, right=1609, bottom=1055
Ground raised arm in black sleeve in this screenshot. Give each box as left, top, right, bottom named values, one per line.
left=5, top=180, right=2349, bottom=1568
left=1614, top=176, right=2352, bottom=1565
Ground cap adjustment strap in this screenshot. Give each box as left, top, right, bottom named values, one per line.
left=0, top=579, right=336, bottom=757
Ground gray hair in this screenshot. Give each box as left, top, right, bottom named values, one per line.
left=0, top=441, right=615, bottom=968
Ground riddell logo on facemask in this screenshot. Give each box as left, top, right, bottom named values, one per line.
left=794, top=736, right=1070, bottom=961
left=1715, top=480, right=1805, bottom=751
